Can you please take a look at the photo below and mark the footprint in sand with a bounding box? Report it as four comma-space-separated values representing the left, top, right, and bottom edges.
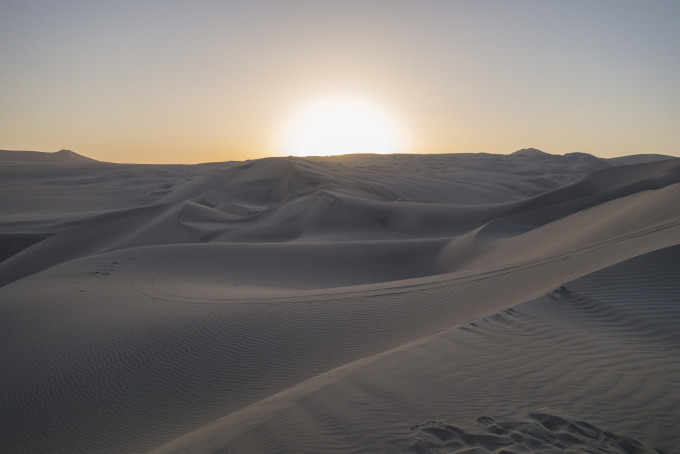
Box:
410, 412, 666, 453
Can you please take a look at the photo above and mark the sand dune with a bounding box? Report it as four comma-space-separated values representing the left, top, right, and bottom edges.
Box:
0, 149, 678, 453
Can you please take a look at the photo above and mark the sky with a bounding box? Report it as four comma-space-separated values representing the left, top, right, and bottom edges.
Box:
1, 0, 679, 163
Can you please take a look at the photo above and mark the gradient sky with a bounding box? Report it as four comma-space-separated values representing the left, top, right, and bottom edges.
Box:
2, 0, 679, 163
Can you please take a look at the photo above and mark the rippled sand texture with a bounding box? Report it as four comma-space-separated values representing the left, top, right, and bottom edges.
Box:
0, 149, 678, 453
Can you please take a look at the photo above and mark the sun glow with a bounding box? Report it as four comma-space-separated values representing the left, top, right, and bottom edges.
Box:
277, 97, 407, 157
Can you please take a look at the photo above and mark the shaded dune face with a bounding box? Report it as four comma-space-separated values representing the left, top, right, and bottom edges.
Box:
0, 151, 679, 453
2, 154, 678, 289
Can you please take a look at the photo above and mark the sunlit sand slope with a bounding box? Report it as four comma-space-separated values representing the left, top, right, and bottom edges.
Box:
163, 245, 678, 453
0, 150, 678, 453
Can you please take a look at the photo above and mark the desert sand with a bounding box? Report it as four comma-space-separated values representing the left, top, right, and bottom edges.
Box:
1, 148, 678, 453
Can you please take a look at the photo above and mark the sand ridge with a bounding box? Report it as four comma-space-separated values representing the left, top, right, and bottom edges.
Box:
0, 150, 678, 453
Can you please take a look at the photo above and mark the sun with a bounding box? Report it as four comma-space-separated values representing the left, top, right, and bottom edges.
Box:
277, 97, 407, 157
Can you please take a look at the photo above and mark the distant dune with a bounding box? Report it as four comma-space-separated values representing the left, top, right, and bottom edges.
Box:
0, 149, 678, 453
0, 148, 100, 163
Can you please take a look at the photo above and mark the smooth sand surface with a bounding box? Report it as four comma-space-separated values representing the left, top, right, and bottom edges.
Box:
0, 149, 678, 453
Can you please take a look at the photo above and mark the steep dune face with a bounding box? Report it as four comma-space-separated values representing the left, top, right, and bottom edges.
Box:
0, 150, 679, 453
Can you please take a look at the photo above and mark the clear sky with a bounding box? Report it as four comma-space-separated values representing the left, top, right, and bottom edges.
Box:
2, 0, 679, 163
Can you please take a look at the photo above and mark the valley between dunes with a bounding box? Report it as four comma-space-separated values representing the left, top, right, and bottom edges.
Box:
1, 149, 679, 453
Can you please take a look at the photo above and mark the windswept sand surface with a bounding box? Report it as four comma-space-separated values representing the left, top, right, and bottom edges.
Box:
1, 149, 679, 453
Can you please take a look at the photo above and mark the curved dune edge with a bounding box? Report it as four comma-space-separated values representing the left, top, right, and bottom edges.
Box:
134, 181, 680, 303
152, 244, 680, 454
133, 219, 680, 304
131, 239, 449, 301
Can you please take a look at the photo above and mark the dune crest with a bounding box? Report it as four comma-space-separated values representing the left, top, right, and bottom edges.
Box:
0, 150, 678, 453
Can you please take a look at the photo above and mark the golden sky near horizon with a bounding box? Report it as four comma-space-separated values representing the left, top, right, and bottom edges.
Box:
1, 1, 679, 163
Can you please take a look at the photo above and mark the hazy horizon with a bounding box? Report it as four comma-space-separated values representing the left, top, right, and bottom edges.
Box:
2, 1, 679, 164
5, 146, 677, 166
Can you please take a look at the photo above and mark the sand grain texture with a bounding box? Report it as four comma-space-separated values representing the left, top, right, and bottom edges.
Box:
0, 150, 678, 453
